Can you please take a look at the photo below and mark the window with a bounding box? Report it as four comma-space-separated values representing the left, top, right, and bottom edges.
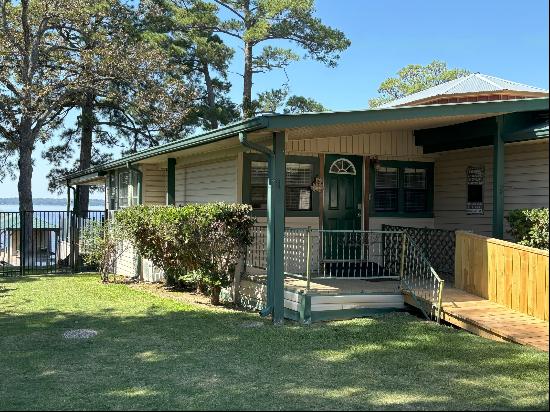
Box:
107, 169, 140, 210
404, 168, 427, 212
372, 161, 433, 216
375, 167, 398, 211
245, 155, 319, 215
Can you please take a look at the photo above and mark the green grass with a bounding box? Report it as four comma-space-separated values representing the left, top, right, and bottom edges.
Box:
0, 274, 548, 411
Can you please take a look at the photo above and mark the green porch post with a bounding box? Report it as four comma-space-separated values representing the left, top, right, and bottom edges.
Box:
492, 116, 504, 239
167, 158, 176, 205
269, 131, 286, 324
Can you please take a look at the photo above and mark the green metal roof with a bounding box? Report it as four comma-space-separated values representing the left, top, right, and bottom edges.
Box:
64, 97, 549, 183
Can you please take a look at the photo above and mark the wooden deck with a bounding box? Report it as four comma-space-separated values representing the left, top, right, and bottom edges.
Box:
405, 287, 549, 352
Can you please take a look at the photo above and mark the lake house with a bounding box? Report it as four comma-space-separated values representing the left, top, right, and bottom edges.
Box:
63, 74, 549, 324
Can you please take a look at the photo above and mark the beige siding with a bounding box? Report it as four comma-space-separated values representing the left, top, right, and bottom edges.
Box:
286, 130, 433, 161
142, 165, 167, 205
174, 156, 237, 205
115, 241, 138, 277
434, 140, 549, 237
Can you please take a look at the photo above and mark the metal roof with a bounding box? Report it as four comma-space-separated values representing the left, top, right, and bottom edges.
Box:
378, 73, 549, 108
63, 97, 550, 183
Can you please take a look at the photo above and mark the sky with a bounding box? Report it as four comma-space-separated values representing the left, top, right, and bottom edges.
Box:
1, 0, 548, 200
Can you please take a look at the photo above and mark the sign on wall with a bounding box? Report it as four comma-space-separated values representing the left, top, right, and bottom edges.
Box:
466, 166, 484, 215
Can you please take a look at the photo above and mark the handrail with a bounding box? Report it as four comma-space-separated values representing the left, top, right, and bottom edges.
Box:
245, 226, 445, 322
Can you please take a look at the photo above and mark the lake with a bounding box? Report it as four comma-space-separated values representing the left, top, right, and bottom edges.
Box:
0, 204, 105, 212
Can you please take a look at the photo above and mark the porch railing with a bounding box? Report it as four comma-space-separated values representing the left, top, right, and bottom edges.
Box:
246, 225, 445, 321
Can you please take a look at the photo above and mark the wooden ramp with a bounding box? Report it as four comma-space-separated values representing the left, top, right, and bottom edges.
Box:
405, 287, 549, 352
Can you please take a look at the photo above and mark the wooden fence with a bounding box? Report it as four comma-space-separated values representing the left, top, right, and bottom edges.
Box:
455, 231, 549, 321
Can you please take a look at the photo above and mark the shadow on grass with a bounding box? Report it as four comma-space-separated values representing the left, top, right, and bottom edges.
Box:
0, 276, 548, 411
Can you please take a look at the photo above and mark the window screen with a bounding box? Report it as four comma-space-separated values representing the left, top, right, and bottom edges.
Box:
375, 167, 398, 212
404, 168, 427, 212
249, 161, 314, 211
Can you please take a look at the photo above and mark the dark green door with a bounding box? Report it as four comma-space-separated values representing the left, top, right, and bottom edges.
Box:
322, 155, 363, 269
323, 154, 363, 231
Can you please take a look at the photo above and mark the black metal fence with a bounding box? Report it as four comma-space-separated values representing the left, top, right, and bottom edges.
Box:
0, 210, 106, 276
382, 224, 456, 280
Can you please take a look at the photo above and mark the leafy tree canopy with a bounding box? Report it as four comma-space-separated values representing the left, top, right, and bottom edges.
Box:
369, 60, 470, 108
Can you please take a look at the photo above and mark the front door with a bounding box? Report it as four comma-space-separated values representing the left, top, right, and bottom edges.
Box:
323, 154, 363, 231
322, 155, 363, 268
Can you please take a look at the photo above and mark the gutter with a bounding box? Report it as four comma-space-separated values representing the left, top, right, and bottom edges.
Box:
62, 117, 269, 182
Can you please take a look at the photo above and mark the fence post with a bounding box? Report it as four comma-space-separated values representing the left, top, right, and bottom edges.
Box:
19, 211, 24, 276
306, 226, 311, 291
399, 233, 407, 279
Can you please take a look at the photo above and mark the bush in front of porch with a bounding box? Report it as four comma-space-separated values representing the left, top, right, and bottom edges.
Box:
115, 203, 256, 304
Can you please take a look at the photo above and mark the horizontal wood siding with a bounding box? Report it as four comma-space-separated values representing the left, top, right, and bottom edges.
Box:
455, 231, 549, 321
174, 157, 237, 205
286, 130, 432, 161
434, 140, 549, 237
142, 165, 167, 205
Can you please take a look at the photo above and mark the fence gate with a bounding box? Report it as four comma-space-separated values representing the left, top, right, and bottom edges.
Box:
0, 210, 105, 276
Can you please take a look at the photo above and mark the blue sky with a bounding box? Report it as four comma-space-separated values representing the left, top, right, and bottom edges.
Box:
1, 0, 548, 200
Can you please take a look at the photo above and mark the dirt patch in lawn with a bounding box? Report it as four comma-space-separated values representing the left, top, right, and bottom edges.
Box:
128, 282, 237, 312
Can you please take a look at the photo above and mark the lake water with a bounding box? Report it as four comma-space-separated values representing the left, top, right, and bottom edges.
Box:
0, 204, 105, 212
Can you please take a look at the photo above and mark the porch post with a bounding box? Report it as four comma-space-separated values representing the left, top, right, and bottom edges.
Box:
269, 131, 286, 324
167, 158, 176, 205
492, 116, 504, 239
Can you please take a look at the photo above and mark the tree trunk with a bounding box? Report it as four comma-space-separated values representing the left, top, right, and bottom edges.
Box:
202, 61, 218, 130
18, 118, 34, 266
77, 93, 94, 216
242, 41, 254, 118
210, 285, 221, 305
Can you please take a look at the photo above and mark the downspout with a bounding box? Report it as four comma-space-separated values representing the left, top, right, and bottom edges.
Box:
126, 162, 143, 280
238, 132, 274, 317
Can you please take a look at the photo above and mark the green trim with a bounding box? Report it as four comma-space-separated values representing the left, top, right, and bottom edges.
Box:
63, 117, 268, 181
369, 160, 434, 218
242, 153, 320, 218
271, 132, 286, 324
167, 158, 176, 205
264, 97, 549, 130
63, 98, 548, 182
299, 294, 312, 324
493, 117, 505, 239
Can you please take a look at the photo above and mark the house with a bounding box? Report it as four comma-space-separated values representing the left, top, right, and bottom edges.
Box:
63, 74, 549, 323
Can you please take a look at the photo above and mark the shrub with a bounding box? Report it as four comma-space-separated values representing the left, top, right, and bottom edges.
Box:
115, 203, 256, 304
80, 219, 124, 282
506, 208, 549, 250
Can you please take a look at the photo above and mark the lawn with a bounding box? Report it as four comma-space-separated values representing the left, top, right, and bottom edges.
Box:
0, 274, 548, 411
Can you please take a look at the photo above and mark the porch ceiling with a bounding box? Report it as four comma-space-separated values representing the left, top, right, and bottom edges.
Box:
284, 113, 496, 140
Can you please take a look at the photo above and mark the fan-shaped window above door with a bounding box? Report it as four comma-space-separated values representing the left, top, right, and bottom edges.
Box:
328, 158, 357, 175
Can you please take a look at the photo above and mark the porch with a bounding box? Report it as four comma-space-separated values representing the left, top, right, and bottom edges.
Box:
240, 226, 445, 323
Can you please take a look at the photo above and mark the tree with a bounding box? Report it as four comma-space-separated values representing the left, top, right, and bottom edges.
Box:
43, 0, 197, 212
369, 60, 470, 108
140, 0, 239, 130
0, 0, 83, 212
255, 87, 326, 114
206, 0, 350, 118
